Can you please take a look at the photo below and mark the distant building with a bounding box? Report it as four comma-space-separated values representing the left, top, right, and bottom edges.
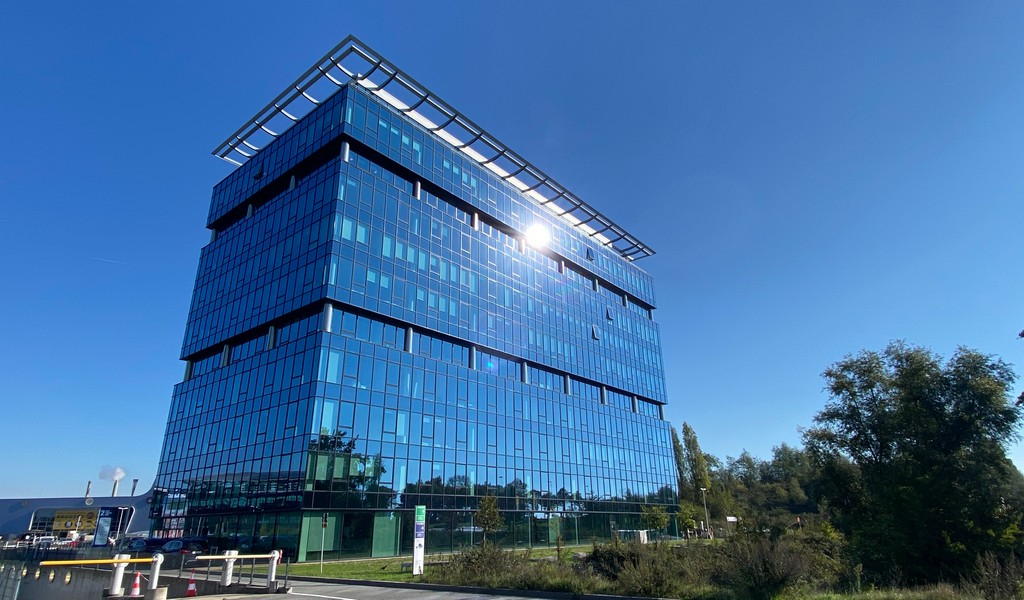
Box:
151, 36, 677, 560
0, 492, 150, 544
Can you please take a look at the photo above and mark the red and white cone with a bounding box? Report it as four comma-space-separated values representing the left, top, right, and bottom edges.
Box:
129, 571, 142, 597
185, 570, 198, 597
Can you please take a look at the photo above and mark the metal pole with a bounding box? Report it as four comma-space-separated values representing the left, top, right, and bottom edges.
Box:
320, 511, 328, 574
267, 550, 280, 590
220, 550, 239, 587
108, 554, 130, 596
149, 553, 164, 590
700, 487, 712, 540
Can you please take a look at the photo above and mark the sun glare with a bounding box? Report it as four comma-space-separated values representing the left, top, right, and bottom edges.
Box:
525, 224, 551, 249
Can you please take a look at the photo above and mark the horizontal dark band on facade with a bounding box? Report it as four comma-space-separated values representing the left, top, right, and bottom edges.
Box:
182, 299, 664, 417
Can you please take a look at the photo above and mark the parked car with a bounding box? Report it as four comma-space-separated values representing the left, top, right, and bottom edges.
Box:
159, 537, 209, 554
120, 537, 167, 554
156, 537, 210, 569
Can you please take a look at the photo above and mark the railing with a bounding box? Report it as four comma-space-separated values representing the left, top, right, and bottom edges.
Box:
191, 550, 281, 590
33, 549, 282, 595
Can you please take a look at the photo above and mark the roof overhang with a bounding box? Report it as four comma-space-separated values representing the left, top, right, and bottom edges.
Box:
212, 35, 654, 260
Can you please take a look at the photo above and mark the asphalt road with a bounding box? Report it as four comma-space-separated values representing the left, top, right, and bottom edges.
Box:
218, 579, 552, 600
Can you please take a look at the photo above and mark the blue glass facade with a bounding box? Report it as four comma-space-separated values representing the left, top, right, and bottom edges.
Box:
153, 71, 677, 560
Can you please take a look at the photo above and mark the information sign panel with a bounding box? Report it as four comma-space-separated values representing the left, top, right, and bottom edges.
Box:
413, 505, 426, 575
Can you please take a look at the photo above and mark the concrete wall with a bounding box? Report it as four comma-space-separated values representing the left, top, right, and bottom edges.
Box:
9, 562, 270, 599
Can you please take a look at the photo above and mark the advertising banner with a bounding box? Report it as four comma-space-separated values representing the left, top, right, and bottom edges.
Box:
52, 510, 98, 532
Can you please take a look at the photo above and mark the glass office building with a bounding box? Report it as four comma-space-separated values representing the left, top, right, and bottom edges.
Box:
151, 37, 677, 560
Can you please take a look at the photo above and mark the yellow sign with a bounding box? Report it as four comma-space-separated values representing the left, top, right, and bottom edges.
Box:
52, 510, 97, 532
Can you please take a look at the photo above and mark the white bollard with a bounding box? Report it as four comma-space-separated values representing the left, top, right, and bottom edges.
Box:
109, 554, 130, 596
149, 553, 164, 590
267, 550, 280, 588
220, 550, 239, 587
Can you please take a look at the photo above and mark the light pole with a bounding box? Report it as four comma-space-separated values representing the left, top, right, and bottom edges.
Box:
700, 487, 712, 540
114, 507, 129, 546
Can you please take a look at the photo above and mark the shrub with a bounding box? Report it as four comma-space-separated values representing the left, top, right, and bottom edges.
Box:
425, 542, 596, 595
616, 556, 679, 598
426, 542, 526, 587
966, 552, 1024, 600
585, 539, 641, 581
718, 535, 811, 600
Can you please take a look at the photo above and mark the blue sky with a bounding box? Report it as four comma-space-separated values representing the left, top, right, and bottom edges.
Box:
1, 1, 1023, 498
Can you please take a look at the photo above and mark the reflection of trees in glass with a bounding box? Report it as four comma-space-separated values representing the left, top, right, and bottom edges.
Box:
310, 429, 357, 453
394, 473, 676, 526
305, 428, 396, 509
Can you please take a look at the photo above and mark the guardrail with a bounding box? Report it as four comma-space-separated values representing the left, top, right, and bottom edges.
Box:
38, 549, 281, 595
191, 550, 281, 590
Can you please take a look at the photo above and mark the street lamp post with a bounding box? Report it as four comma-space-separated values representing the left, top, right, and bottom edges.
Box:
114, 507, 129, 546
700, 487, 713, 540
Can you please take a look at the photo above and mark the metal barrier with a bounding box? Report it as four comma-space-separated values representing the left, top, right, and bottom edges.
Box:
39, 549, 280, 594
192, 550, 280, 590
40, 553, 164, 596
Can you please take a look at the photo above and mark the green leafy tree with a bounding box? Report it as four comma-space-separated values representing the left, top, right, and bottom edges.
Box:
682, 422, 712, 505
640, 505, 670, 534
476, 495, 504, 543
670, 426, 692, 501
804, 342, 1024, 582
677, 501, 701, 536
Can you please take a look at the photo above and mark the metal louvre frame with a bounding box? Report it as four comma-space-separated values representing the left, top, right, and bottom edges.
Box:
212, 35, 654, 260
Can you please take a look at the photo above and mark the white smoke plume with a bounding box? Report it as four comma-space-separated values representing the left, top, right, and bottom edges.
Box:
99, 466, 126, 481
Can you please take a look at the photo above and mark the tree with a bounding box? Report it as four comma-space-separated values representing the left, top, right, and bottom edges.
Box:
682, 422, 712, 505
670, 426, 692, 501
804, 342, 1024, 583
677, 501, 701, 537
476, 495, 504, 543
640, 504, 669, 534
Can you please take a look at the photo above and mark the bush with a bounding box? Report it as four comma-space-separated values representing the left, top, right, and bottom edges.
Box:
718, 535, 812, 600
426, 542, 525, 587
966, 552, 1024, 600
616, 557, 679, 598
585, 538, 725, 597
425, 542, 595, 595
585, 539, 642, 581
430, 533, 850, 599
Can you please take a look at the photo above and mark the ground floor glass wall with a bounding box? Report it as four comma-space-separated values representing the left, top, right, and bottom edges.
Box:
293, 508, 681, 562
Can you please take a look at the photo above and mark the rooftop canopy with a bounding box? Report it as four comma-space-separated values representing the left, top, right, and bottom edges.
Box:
213, 35, 654, 260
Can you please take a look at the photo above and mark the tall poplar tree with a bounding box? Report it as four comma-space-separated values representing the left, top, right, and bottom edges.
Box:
670, 426, 691, 500
682, 422, 712, 505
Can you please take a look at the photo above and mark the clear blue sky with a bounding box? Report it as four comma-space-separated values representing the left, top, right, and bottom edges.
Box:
2, 1, 1023, 498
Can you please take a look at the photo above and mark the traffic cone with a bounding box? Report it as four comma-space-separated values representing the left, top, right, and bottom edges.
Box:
129, 571, 142, 597
185, 570, 198, 597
